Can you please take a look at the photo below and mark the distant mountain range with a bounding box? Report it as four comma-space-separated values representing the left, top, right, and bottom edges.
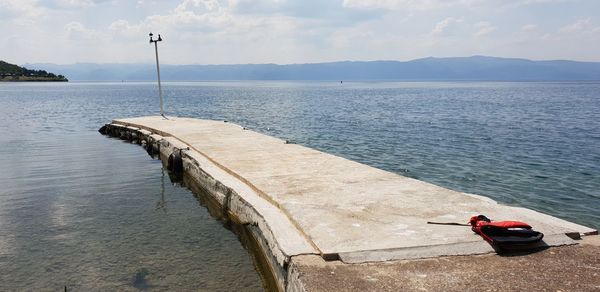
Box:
25, 56, 600, 81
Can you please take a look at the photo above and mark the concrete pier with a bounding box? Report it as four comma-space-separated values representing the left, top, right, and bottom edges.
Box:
101, 116, 598, 291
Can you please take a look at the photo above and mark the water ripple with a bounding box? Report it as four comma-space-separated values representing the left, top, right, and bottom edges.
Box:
0, 81, 599, 289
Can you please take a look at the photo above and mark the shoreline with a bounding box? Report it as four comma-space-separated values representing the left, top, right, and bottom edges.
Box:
0, 78, 68, 82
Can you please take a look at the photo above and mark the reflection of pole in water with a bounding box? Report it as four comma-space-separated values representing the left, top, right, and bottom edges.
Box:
156, 167, 167, 212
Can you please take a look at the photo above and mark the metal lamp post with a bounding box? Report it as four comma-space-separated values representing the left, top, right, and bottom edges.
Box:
149, 32, 166, 118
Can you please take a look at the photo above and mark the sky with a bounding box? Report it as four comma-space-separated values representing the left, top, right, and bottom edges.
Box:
1, 0, 599, 65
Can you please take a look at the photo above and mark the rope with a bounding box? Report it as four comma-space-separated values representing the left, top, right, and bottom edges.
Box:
426, 221, 470, 226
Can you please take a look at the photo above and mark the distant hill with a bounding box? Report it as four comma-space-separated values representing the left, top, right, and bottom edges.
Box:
26, 56, 600, 81
0, 60, 68, 82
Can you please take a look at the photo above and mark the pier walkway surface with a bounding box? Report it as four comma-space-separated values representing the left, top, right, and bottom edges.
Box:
108, 116, 598, 291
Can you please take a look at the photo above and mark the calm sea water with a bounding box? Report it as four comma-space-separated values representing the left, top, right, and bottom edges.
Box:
1, 81, 599, 290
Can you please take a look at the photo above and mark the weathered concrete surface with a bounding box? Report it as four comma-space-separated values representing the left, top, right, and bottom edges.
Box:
104, 116, 600, 291
290, 236, 600, 291
112, 116, 595, 264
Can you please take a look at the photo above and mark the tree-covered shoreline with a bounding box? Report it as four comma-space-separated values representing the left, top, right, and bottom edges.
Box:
1, 60, 68, 82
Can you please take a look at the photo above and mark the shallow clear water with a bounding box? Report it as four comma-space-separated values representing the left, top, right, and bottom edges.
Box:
1, 81, 599, 290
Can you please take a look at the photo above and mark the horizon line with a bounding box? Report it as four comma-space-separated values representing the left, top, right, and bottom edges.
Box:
19, 55, 600, 67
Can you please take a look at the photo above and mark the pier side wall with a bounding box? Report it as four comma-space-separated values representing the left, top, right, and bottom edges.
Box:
101, 123, 312, 292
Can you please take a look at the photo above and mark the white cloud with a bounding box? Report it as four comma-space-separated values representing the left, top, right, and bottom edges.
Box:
1, 0, 600, 64
431, 17, 463, 35
65, 21, 108, 42
141, 0, 235, 31
343, 0, 472, 10
114, 0, 300, 37
474, 21, 496, 37
513, 0, 562, 4
521, 24, 537, 32
109, 19, 143, 37
558, 18, 592, 34
536, 18, 600, 42
227, 0, 287, 9
0, 0, 45, 23
65, 21, 91, 37
342, 0, 564, 10
175, 0, 222, 13
55, 0, 96, 8
100, 0, 304, 63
